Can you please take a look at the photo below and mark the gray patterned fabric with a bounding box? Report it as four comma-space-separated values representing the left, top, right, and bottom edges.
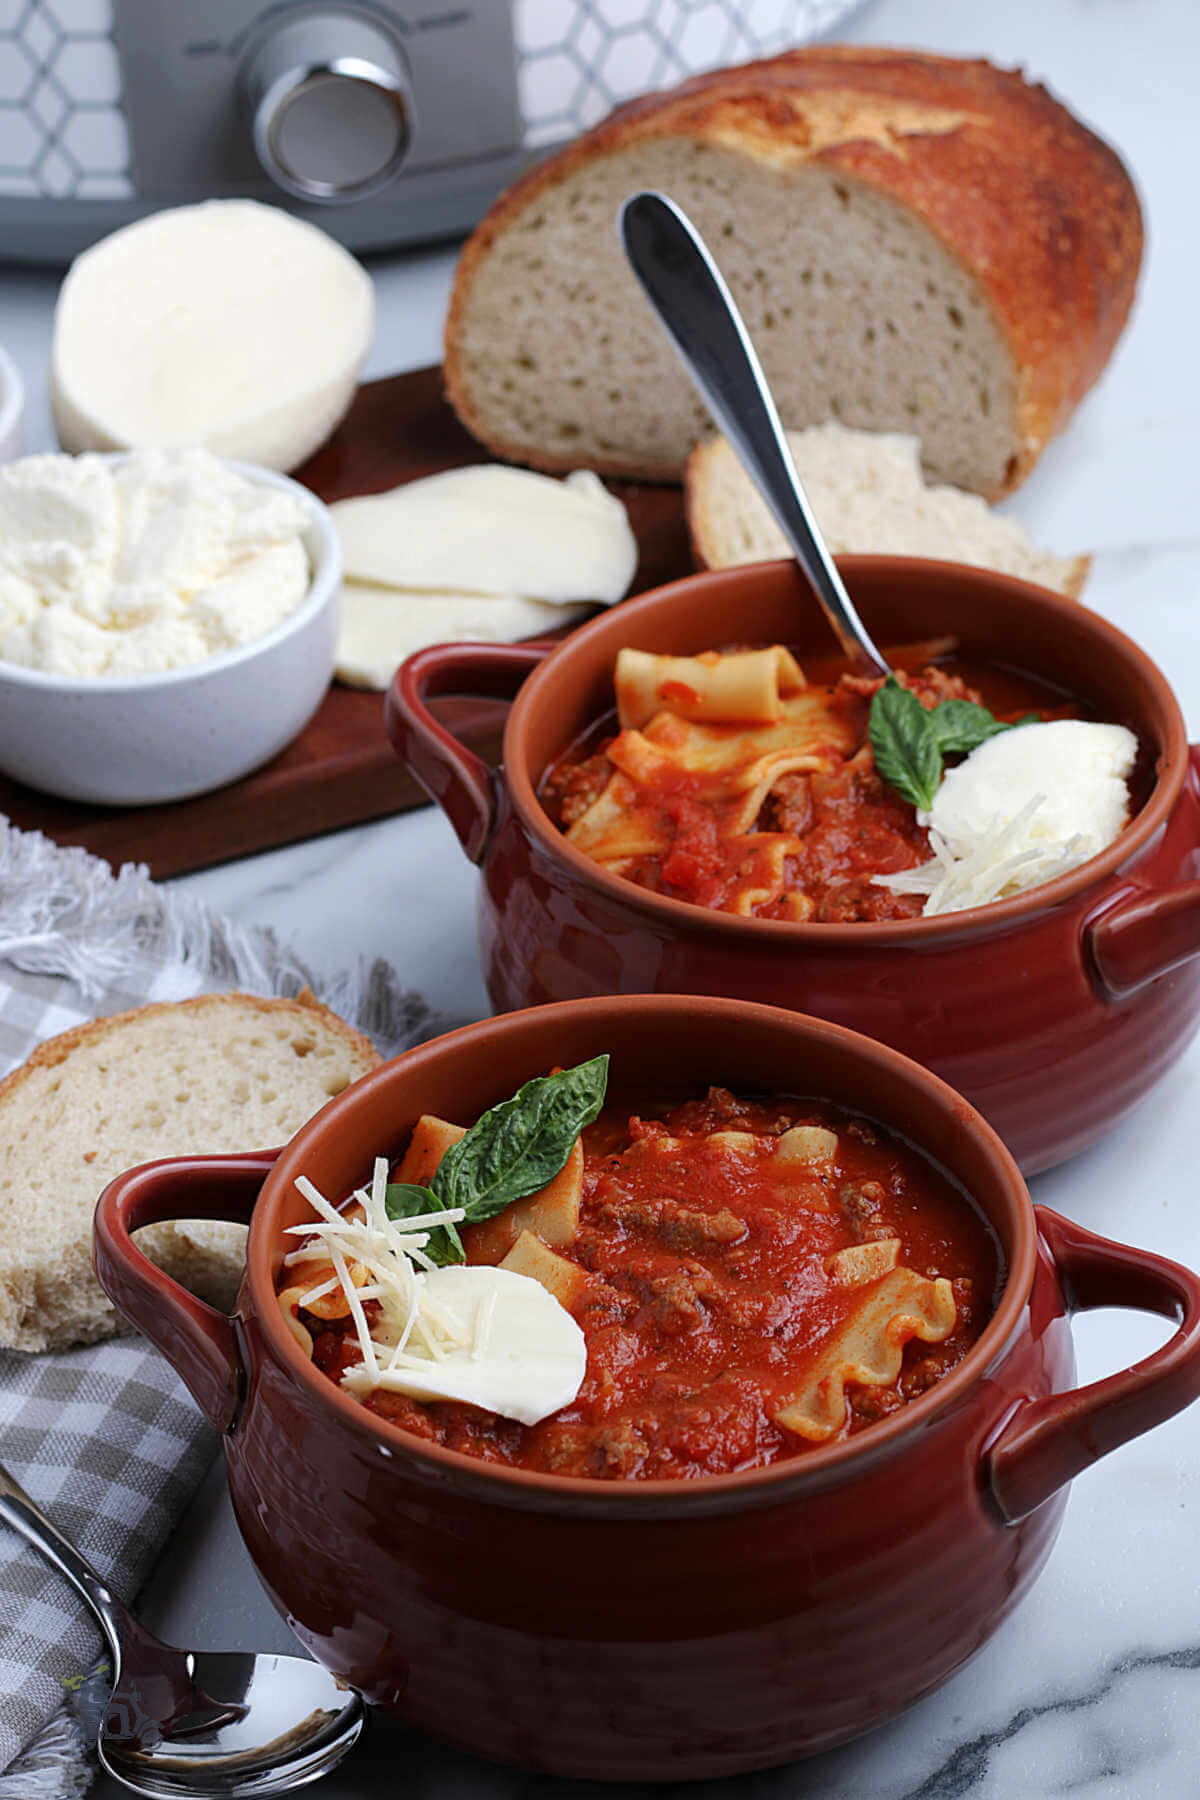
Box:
0, 959, 225, 1797
0, 1339, 216, 1780
0, 824, 434, 1793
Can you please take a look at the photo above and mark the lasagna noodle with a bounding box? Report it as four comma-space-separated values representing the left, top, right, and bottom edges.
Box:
466, 1139, 585, 1263
724, 834, 803, 916
499, 1230, 587, 1307
567, 680, 854, 871
776, 1266, 956, 1441
395, 1113, 587, 1266
615, 645, 807, 730
825, 1238, 901, 1286
774, 1125, 840, 1166
561, 768, 673, 873
395, 1115, 467, 1186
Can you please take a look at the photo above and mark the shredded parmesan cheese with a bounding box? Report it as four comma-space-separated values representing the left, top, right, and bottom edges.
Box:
876, 796, 1091, 915
287, 1171, 469, 1380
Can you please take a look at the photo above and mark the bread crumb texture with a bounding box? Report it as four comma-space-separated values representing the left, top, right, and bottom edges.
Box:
0, 993, 379, 1352
445, 48, 1142, 498
687, 422, 1089, 596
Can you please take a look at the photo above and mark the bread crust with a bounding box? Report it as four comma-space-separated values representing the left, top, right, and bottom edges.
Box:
445, 47, 1143, 495
683, 437, 737, 570
0, 989, 378, 1096
0, 992, 380, 1351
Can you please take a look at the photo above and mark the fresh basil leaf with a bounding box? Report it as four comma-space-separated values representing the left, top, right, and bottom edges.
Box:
384, 1182, 464, 1265
868, 677, 943, 811
431, 1055, 609, 1227
869, 679, 1036, 809
927, 700, 1015, 757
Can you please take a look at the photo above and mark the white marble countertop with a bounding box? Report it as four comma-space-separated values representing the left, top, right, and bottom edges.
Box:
6, 0, 1200, 1794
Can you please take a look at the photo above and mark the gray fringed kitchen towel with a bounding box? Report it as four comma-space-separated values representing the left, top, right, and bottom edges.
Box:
0, 820, 437, 1796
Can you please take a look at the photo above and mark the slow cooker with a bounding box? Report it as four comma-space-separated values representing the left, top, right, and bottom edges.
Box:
0, 0, 863, 262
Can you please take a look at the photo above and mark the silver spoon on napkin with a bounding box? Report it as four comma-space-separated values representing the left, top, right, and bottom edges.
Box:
0, 1459, 364, 1797
619, 188, 892, 678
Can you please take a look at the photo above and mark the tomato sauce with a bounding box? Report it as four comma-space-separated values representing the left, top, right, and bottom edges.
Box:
542, 651, 1084, 923
304, 1090, 1001, 1481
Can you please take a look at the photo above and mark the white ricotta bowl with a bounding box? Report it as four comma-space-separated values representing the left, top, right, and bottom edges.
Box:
0, 458, 340, 806
0, 344, 24, 463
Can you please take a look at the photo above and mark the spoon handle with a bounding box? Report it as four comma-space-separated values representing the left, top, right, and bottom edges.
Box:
0, 1460, 129, 1666
619, 189, 891, 678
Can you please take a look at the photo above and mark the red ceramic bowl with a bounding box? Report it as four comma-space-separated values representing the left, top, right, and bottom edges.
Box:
387, 557, 1200, 1174
94, 996, 1200, 1782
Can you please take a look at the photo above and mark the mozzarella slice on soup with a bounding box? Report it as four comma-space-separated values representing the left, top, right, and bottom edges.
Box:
340, 1265, 586, 1426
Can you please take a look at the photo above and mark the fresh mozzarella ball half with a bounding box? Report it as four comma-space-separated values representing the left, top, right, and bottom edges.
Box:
52, 200, 374, 473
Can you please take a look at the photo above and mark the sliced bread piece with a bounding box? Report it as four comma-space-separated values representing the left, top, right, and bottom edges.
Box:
686, 423, 1089, 596
0, 990, 380, 1353
445, 47, 1142, 498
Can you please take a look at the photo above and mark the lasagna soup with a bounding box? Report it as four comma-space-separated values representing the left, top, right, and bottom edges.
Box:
541, 643, 1132, 922
280, 1083, 1000, 1481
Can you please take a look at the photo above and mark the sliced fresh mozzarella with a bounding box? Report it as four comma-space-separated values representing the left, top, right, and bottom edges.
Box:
335, 582, 586, 690
329, 466, 636, 604
341, 1264, 587, 1426
51, 200, 373, 473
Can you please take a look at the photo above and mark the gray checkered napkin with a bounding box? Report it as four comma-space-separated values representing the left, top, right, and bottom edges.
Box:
0, 952, 226, 1791
0, 823, 435, 1792
0, 1339, 217, 1780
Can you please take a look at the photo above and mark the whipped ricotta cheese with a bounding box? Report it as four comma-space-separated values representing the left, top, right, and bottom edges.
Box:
877, 719, 1138, 915
927, 719, 1136, 857
0, 449, 312, 678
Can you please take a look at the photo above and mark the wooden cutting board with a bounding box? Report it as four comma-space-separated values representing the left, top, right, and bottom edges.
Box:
0, 366, 692, 879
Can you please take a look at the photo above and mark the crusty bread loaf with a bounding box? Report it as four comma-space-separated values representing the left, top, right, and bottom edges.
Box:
445, 47, 1142, 498
0, 991, 380, 1353
687, 422, 1090, 596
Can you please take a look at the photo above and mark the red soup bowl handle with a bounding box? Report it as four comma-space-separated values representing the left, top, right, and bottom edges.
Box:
986, 1206, 1200, 1523
93, 1151, 278, 1433
1088, 743, 1200, 997
386, 640, 553, 863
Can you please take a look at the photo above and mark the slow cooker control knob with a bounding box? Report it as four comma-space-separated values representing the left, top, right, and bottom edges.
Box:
241, 11, 411, 204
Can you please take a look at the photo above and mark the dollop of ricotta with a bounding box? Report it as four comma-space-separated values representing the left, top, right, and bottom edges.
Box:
0, 449, 311, 678
929, 719, 1136, 851
878, 719, 1138, 915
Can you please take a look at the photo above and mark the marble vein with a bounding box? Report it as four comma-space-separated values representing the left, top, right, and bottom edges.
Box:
24, 1, 1200, 1794
898, 1640, 1200, 1800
